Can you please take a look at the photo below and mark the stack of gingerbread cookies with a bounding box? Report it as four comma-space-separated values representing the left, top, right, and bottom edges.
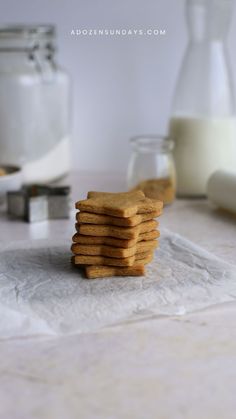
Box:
71, 191, 163, 279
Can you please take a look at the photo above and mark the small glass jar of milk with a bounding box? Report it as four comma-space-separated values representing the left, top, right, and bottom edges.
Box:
127, 136, 176, 205
169, 0, 236, 197
0, 25, 70, 183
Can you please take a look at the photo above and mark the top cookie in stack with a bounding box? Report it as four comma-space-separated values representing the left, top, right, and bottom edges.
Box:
71, 191, 163, 279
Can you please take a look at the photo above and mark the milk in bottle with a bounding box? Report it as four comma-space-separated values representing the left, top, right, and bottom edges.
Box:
169, 0, 236, 196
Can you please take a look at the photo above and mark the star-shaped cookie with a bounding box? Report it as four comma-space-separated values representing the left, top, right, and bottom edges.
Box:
76, 190, 163, 218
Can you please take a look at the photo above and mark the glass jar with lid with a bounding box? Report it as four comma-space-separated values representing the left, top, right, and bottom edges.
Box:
127, 136, 176, 205
0, 25, 71, 183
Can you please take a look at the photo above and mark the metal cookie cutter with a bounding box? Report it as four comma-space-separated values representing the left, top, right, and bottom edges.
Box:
7, 184, 71, 222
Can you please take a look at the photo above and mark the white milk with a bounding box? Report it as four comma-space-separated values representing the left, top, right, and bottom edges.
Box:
169, 117, 236, 196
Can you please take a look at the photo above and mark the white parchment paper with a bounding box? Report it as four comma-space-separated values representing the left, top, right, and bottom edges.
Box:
0, 229, 236, 338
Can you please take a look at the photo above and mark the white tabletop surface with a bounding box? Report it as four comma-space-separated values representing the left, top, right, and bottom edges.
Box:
0, 171, 236, 419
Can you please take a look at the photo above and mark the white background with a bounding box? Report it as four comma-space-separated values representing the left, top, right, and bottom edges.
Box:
1, 0, 236, 173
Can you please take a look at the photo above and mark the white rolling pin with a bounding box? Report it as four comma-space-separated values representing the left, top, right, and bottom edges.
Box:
207, 170, 236, 214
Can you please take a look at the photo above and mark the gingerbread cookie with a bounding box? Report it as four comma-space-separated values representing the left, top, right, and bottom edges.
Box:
76, 219, 158, 240
72, 250, 154, 267
76, 190, 163, 218
72, 229, 160, 248
76, 209, 161, 227
71, 239, 158, 258
85, 264, 145, 279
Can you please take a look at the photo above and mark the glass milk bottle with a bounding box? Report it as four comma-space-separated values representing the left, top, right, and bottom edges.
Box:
169, 0, 236, 197
0, 25, 70, 183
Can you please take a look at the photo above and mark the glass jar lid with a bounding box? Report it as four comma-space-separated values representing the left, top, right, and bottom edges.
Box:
130, 135, 174, 153
0, 25, 55, 38
0, 24, 55, 51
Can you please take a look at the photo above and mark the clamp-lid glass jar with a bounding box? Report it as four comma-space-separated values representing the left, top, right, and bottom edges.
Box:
0, 25, 70, 183
127, 136, 176, 205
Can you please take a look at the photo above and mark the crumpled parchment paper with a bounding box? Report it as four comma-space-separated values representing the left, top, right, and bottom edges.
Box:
0, 229, 235, 338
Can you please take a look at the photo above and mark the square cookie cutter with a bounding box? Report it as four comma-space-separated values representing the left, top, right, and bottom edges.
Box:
7, 184, 71, 222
